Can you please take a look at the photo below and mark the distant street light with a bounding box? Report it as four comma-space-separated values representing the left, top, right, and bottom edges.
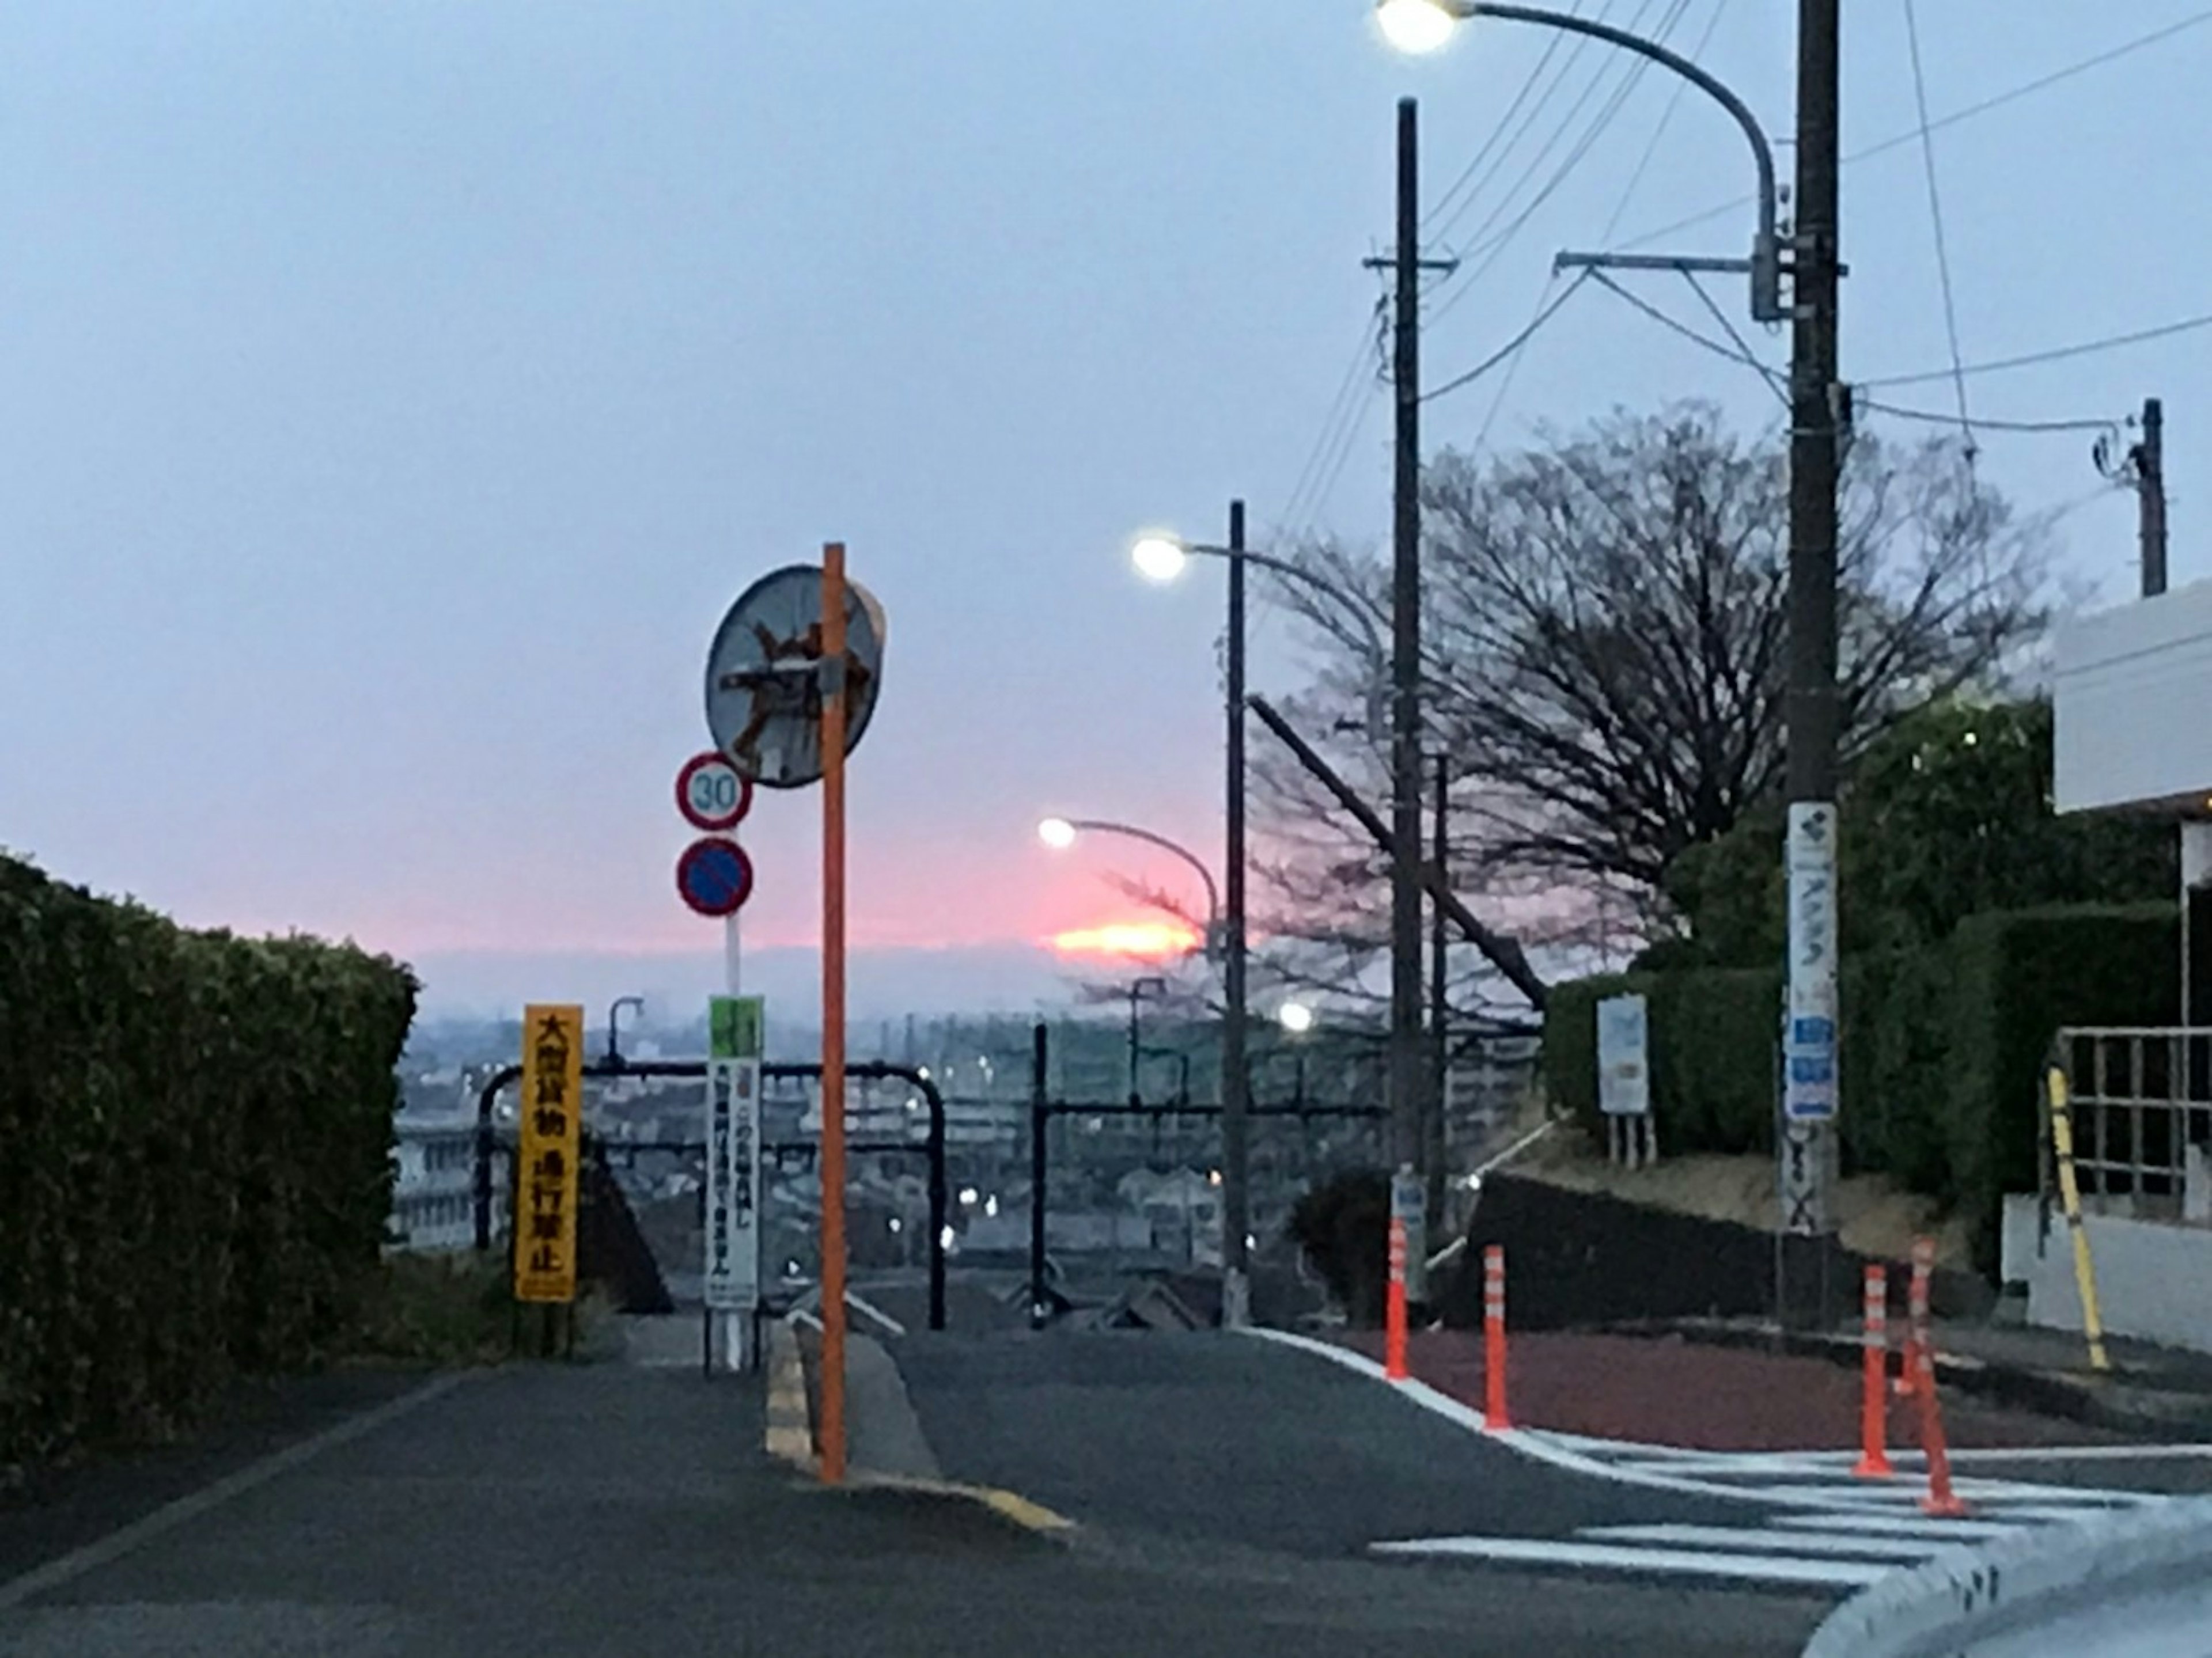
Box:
1278, 1001, 1317, 1035
1035, 815, 1222, 949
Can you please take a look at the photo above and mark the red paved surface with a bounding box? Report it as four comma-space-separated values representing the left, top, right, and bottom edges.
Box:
1336, 1329, 2125, 1452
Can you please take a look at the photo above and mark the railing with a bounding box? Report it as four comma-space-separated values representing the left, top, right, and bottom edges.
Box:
2051, 1028, 2212, 1217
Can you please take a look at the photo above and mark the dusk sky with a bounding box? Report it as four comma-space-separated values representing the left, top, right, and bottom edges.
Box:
6, 2, 2210, 1022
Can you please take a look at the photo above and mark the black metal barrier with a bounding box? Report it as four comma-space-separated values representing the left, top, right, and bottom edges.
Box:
474, 1057, 949, 1330
1023, 1021, 1385, 1327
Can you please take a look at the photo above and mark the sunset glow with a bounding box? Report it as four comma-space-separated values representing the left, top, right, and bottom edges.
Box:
1049, 920, 1201, 961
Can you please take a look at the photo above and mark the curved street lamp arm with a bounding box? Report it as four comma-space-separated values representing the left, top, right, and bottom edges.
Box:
1448, 2, 1781, 314
1183, 542, 1387, 670
1060, 818, 1223, 932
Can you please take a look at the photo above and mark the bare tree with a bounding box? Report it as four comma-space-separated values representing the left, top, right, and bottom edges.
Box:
1249, 402, 2050, 987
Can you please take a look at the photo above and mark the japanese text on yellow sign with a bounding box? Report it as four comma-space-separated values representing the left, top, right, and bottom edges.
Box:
514, 1003, 584, 1304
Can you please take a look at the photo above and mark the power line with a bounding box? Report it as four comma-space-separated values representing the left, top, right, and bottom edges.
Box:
1861, 310, 2212, 389
1278, 303, 1385, 533
1422, 5, 1586, 235
1589, 272, 2127, 438
1471, 273, 1565, 457
1430, 0, 1693, 328
1616, 7, 2212, 252
1901, 0, 1975, 456
1423, 271, 1593, 403
1680, 268, 1784, 404
1597, 0, 1732, 246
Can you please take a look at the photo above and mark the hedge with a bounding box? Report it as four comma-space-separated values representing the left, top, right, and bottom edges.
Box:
0, 852, 417, 1471
1543, 904, 2178, 1272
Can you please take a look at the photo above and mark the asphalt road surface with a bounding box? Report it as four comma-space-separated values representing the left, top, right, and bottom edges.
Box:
0, 1337, 1829, 1658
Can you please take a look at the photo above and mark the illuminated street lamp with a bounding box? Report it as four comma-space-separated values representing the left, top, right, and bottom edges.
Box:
1278, 1001, 1317, 1035
1375, 0, 1457, 53
1036, 815, 1222, 952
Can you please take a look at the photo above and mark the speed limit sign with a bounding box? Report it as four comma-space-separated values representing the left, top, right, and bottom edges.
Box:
676, 751, 753, 833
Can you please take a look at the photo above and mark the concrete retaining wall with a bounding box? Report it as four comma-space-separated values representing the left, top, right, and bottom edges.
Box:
2001, 1193, 2212, 1354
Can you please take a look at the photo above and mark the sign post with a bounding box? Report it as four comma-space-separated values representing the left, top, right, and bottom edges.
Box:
1781, 801, 1839, 1328
703, 548, 887, 1490
706, 995, 765, 1371
1596, 992, 1653, 1168
514, 1005, 585, 1355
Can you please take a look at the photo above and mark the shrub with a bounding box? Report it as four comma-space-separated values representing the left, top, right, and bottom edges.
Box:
0, 852, 416, 1471
1287, 1168, 1390, 1326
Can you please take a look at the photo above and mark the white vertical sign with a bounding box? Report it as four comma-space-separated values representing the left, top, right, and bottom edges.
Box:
1596, 994, 1650, 1117
705, 995, 764, 1313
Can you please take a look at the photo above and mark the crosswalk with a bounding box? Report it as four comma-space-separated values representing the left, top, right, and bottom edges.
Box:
1372, 1431, 2188, 1590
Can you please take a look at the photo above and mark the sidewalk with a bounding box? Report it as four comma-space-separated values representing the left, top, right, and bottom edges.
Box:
1344, 1327, 2144, 1452
1607, 1315, 2212, 1441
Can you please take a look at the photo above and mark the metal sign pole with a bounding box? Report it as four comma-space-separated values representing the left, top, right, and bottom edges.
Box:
817, 544, 851, 1487
722, 910, 744, 1373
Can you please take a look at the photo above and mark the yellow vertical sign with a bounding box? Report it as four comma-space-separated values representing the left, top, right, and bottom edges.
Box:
514, 1004, 584, 1304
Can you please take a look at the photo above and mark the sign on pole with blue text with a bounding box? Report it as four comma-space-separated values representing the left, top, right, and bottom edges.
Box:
1596, 993, 1650, 1117
1783, 802, 1839, 1122
704, 995, 764, 1311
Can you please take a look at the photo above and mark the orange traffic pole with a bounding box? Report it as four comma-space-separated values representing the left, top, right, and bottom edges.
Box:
1914, 1335, 1969, 1516
1384, 1217, 1409, 1380
1853, 1264, 1893, 1478
1896, 1238, 1933, 1398
818, 543, 850, 1486
1483, 1244, 1512, 1431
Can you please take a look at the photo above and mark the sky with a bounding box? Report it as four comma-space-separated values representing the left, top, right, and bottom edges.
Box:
5, 1, 2211, 1022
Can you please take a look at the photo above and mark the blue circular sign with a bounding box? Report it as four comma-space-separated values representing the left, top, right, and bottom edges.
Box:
676, 837, 755, 918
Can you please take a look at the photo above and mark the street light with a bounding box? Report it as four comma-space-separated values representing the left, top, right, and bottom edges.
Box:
1278, 1001, 1316, 1035
1376, 0, 1457, 53
1376, 0, 1846, 1311
1373, 1, 1783, 324
1036, 815, 1223, 949
1132, 513, 1388, 1331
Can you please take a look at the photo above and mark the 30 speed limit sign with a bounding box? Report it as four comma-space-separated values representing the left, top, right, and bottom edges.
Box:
676, 752, 753, 833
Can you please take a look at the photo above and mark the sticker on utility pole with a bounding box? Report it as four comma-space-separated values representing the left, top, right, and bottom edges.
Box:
1780, 1120, 1826, 1237
1783, 802, 1839, 1122
1596, 993, 1650, 1117
1391, 1167, 1429, 1305
704, 996, 764, 1311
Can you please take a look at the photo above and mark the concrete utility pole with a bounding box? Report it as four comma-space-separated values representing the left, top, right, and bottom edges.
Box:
1222, 499, 1252, 1327
1427, 749, 1451, 1231
1779, 0, 1844, 1319
2137, 397, 2168, 599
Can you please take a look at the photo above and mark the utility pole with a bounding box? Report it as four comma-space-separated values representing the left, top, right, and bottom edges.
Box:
1369, 96, 1431, 1186
1779, 0, 1844, 1325
1427, 749, 1451, 1234
2136, 397, 2168, 598
1222, 498, 1251, 1327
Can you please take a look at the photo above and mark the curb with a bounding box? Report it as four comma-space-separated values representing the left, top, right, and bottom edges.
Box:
762, 1316, 1075, 1541
1802, 1495, 2212, 1658
1601, 1317, 2212, 1441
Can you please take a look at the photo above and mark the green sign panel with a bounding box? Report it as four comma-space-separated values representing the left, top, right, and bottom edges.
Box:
709, 995, 764, 1061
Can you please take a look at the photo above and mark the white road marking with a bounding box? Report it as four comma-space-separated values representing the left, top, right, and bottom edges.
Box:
1581, 1523, 1969, 1561
844, 1292, 908, 1338
0, 1372, 474, 1614
1370, 1534, 1893, 1588
1772, 1511, 2029, 1541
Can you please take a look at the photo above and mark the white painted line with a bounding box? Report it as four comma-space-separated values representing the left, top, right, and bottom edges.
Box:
0, 1371, 474, 1614
1582, 1523, 1965, 1562
1944, 1443, 2212, 1464
843, 1292, 908, 1338
1369, 1534, 1892, 1588
1758, 1481, 2154, 1510
1773, 1511, 2027, 1541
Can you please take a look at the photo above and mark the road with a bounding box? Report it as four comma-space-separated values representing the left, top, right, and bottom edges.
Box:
892, 1326, 2199, 1607
0, 1329, 1816, 1658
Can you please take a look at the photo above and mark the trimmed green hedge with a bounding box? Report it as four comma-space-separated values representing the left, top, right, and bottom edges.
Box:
0, 853, 417, 1471
1544, 904, 2178, 1270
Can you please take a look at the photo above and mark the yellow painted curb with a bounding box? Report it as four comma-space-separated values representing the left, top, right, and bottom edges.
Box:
764, 1318, 816, 1471
847, 1470, 1077, 1538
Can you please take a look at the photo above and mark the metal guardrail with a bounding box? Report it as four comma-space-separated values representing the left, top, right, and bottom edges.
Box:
2051, 1027, 2212, 1214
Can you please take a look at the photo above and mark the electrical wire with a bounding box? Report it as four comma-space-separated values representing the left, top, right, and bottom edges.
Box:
1589, 271, 2137, 441
1429, 0, 1694, 329
1470, 272, 1565, 457
1597, 0, 1732, 246
1616, 6, 2212, 252
1277, 301, 1387, 533
1901, 0, 1975, 457
1861, 311, 2212, 390
1423, 270, 1594, 403
1422, 6, 1586, 236
1679, 268, 1785, 404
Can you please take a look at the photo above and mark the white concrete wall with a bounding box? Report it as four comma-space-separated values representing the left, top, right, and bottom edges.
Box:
2002, 1193, 2212, 1353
